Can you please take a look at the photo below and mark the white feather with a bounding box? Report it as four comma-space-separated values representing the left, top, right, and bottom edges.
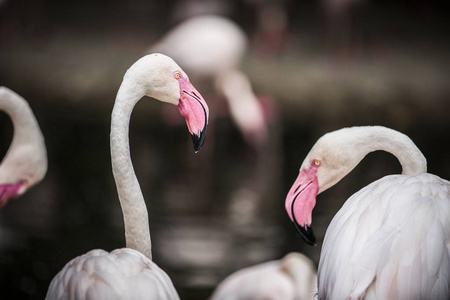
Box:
210, 252, 317, 300
319, 174, 450, 299
47, 249, 177, 300
290, 127, 450, 300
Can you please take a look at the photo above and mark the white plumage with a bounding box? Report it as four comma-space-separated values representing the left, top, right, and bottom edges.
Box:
47, 249, 178, 300
46, 53, 209, 300
320, 174, 450, 300
151, 15, 246, 79
0, 86, 47, 207
210, 252, 317, 300
285, 126, 450, 300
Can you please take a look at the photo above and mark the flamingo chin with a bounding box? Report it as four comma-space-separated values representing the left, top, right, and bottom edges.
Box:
176, 74, 209, 152
285, 164, 319, 245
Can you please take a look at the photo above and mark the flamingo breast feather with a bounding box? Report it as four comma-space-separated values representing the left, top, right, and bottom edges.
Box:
318, 173, 450, 300
46, 248, 179, 300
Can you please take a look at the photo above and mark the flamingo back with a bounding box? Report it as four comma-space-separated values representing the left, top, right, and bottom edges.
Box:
318, 173, 450, 300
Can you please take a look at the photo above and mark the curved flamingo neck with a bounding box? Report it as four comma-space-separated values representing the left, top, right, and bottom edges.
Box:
0, 87, 47, 185
352, 126, 427, 176
0, 89, 43, 157
110, 82, 152, 259
307, 126, 427, 195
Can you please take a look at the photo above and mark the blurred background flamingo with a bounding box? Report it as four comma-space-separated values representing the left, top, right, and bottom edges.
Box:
210, 252, 317, 300
323, 0, 369, 62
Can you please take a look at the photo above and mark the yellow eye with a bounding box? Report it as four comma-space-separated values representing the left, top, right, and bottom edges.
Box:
313, 160, 321, 166
174, 72, 181, 79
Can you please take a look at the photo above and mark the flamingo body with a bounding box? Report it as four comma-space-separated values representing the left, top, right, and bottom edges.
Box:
210, 252, 317, 300
46, 248, 179, 300
319, 173, 450, 300
285, 126, 450, 299
151, 15, 246, 78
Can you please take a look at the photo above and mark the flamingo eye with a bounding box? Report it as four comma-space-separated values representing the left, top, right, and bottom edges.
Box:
174, 72, 181, 79
313, 160, 321, 166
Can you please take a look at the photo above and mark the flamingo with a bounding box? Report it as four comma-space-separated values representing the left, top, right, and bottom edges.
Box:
323, 0, 369, 62
285, 125, 450, 299
0, 86, 47, 208
150, 15, 268, 148
45, 53, 209, 300
210, 252, 317, 300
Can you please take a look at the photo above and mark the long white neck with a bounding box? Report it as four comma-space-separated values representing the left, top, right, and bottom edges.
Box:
110, 82, 152, 259
351, 126, 427, 176
0, 87, 47, 186
311, 126, 427, 194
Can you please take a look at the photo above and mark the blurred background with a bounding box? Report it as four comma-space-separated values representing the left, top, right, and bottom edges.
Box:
0, 0, 449, 299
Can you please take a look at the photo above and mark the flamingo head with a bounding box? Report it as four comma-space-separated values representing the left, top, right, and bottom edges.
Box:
0, 156, 47, 208
285, 138, 351, 246
126, 53, 209, 152
285, 161, 321, 245
174, 71, 209, 152
285, 127, 369, 245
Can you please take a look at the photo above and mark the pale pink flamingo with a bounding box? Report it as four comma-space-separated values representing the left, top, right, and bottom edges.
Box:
210, 252, 317, 300
249, 0, 291, 57
45, 54, 209, 300
285, 126, 450, 299
0, 86, 47, 208
150, 15, 268, 149
323, 0, 368, 61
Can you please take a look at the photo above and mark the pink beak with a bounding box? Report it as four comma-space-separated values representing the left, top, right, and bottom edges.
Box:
176, 74, 209, 152
0, 182, 22, 208
285, 165, 319, 245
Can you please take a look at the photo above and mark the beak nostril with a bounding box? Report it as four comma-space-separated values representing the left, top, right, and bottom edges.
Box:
294, 185, 301, 194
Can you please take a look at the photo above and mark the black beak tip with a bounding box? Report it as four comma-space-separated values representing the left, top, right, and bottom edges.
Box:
191, 129, 207, 153
293, 222, 316, 246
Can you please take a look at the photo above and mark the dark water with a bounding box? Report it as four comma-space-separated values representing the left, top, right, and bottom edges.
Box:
1, 1, 450, 299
